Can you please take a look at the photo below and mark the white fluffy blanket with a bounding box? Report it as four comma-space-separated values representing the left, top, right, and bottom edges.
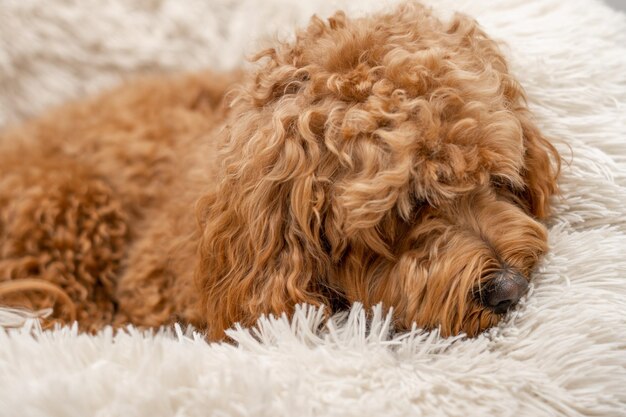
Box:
0, 1, 625, 416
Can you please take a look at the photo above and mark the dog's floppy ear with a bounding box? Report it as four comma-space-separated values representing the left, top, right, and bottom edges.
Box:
517, 114, 560, 219
194, 63, 331, 340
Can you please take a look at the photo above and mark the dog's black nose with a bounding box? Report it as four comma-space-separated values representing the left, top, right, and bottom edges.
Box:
480, 272, 529, 314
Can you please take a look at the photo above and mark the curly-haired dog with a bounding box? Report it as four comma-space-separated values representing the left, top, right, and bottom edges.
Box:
0, 2, 559, 339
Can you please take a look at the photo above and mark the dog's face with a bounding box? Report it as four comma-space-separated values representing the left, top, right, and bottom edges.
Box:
335, 187, 549, 336
197, 3, 559, 339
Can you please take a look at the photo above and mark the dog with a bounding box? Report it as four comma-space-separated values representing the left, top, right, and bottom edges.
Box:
0, 2, 559, 339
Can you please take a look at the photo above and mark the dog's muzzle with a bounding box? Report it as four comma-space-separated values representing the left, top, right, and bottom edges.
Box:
479, 272, 529, 314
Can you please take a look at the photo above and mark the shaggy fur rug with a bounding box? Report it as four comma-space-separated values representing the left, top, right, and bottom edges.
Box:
0, 0, 625, 416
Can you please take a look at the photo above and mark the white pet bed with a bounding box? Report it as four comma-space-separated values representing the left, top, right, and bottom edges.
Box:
0, 1, 625, 416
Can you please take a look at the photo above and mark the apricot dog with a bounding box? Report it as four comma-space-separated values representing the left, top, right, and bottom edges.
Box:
0, 3, 558, 339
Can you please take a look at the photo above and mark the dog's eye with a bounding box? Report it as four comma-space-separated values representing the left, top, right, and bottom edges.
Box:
490, 176, 522, 194
490, 176, 508, 188
408, 190, 425, 207
404, 194, 427, 222
407, 193, 424, 213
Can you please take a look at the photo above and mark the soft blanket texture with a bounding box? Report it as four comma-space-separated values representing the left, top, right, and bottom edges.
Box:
0, 0, 625, 416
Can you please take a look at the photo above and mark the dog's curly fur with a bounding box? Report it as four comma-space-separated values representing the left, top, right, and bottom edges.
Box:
0, 3, 559, 339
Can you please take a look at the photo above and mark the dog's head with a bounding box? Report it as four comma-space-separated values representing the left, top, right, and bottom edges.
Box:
197, 2, 559, 338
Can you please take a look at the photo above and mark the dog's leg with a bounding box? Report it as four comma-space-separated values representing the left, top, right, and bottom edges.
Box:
113, 197, 204, 330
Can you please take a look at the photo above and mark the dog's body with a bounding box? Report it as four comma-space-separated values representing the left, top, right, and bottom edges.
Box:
0, 3, 558, 339
0, 72, 236, 331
